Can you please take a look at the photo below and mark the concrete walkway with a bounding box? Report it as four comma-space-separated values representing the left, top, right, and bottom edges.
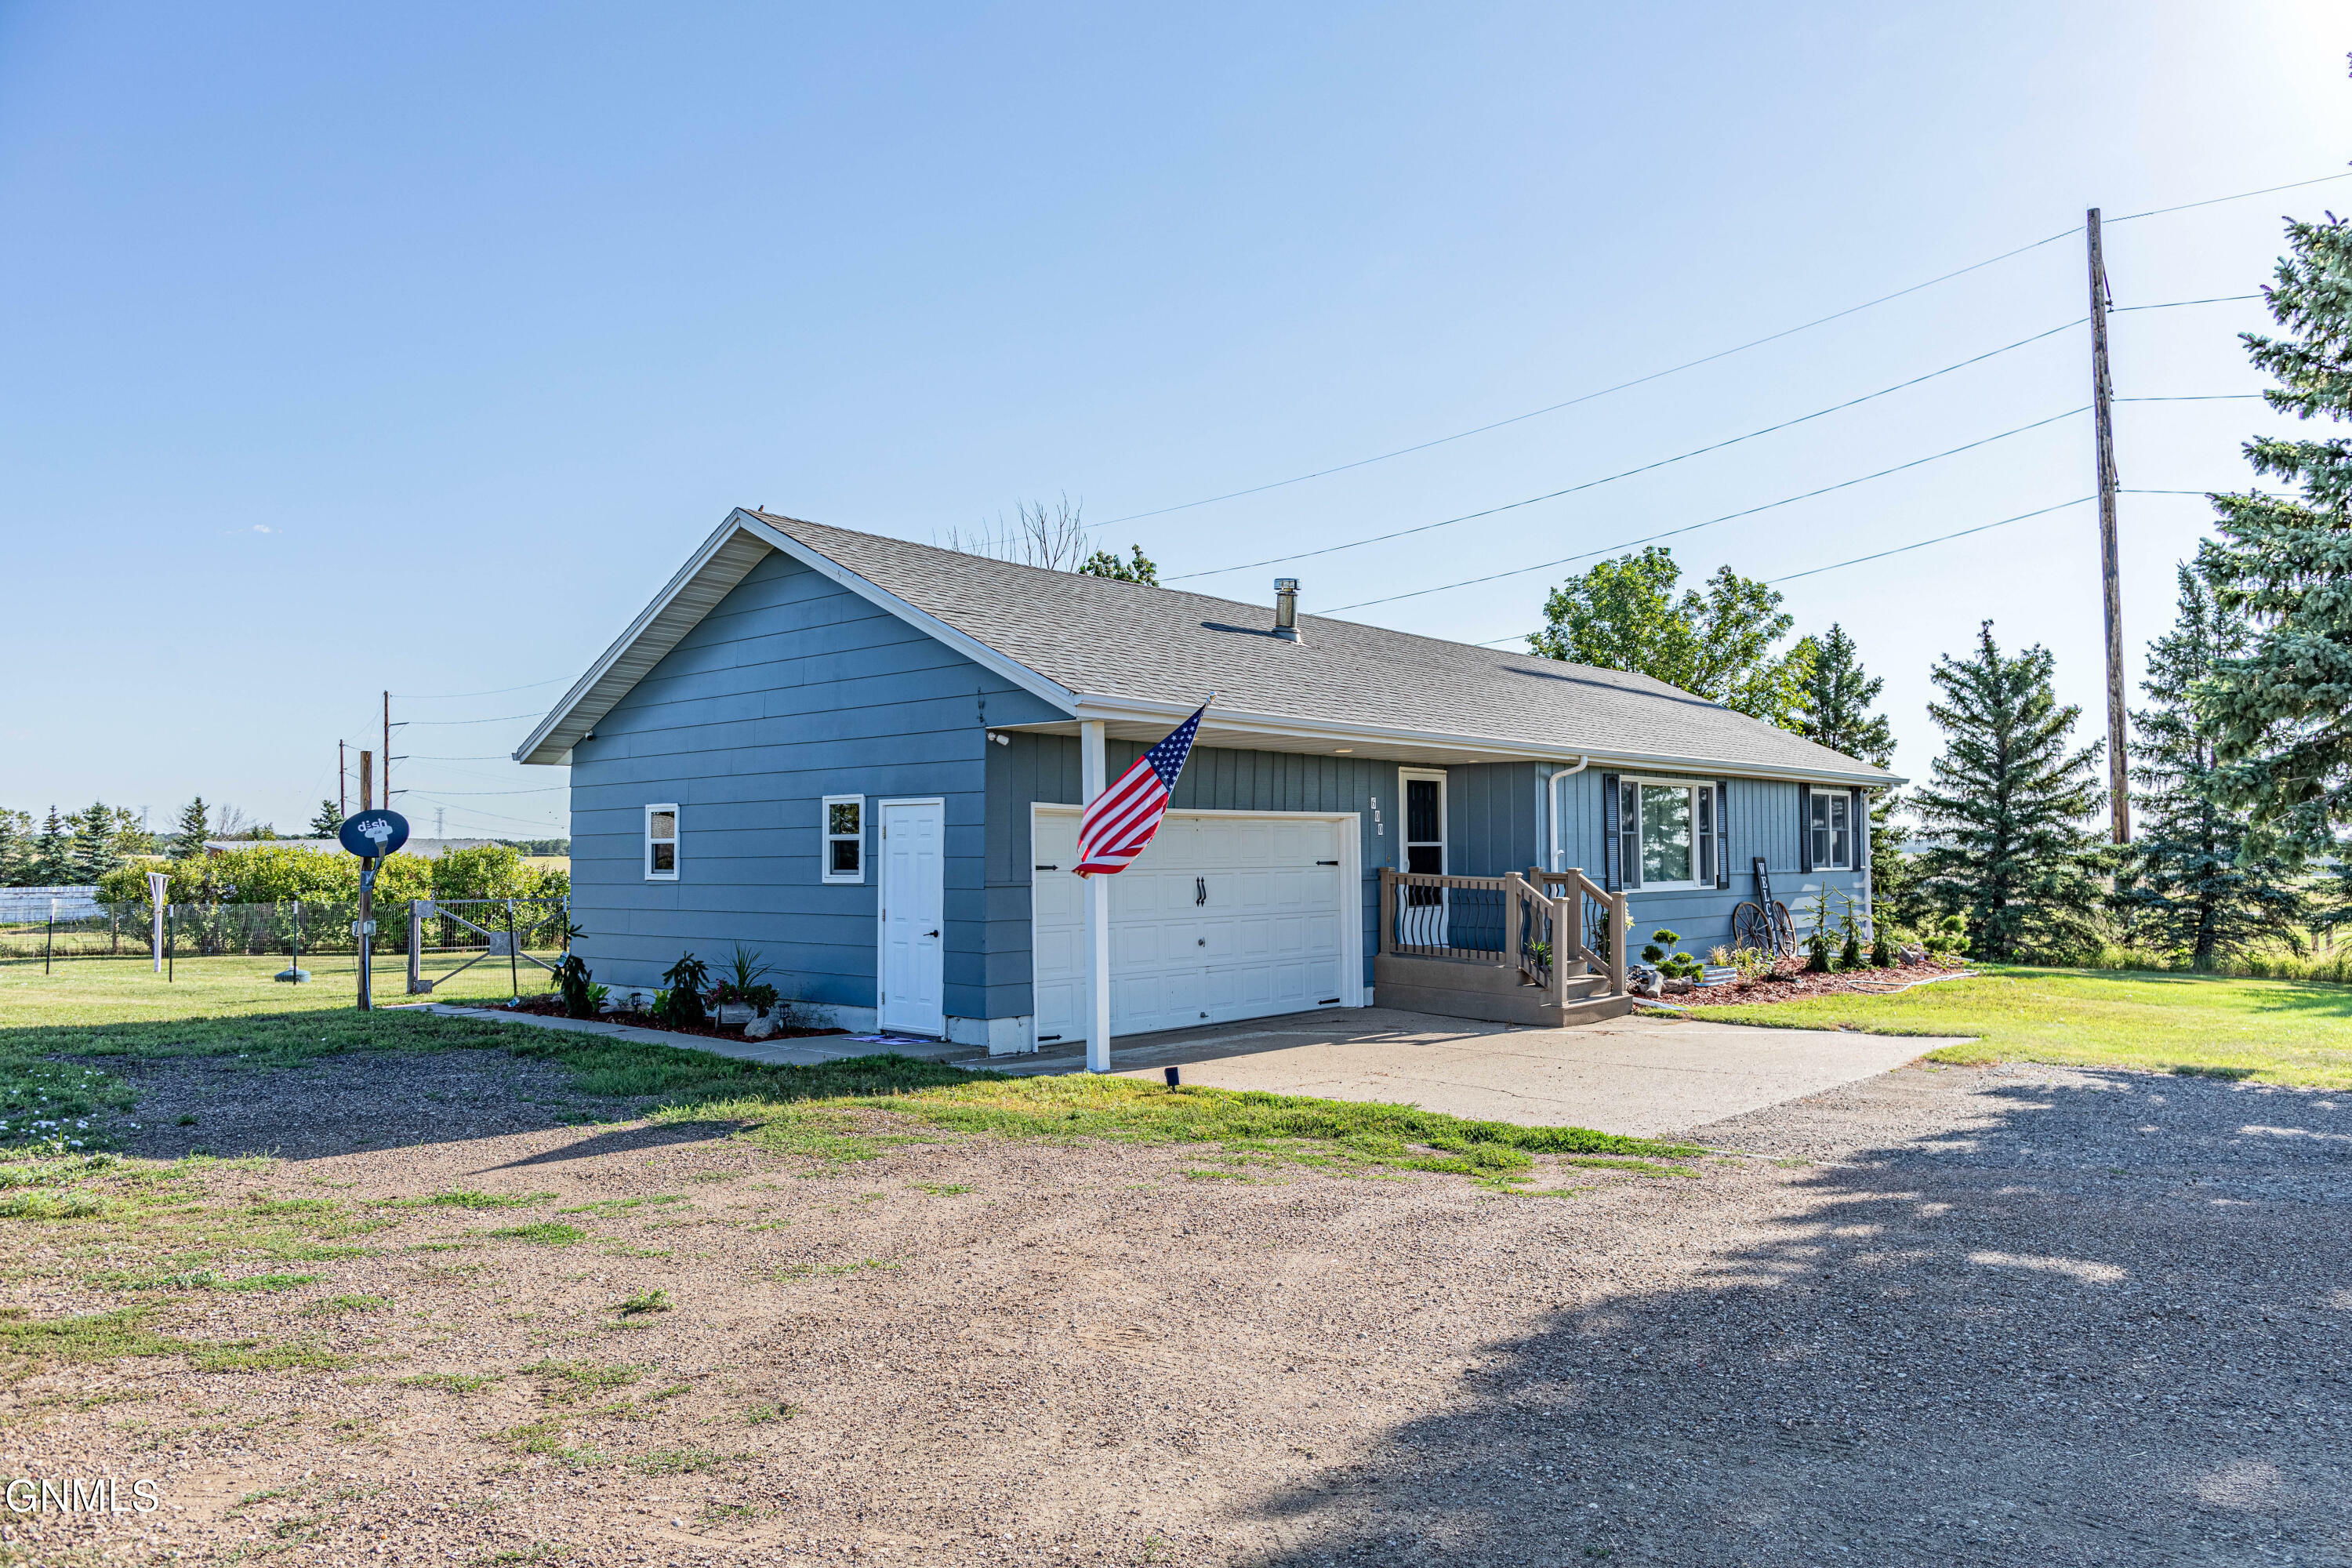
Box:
999, 1006, 1967, 1138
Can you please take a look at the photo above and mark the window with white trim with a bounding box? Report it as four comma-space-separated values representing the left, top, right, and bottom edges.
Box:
644, 805, 678, 880
1808, 790, 1853, 870
1620, 779, 1708, 891
822, 795, 865, 884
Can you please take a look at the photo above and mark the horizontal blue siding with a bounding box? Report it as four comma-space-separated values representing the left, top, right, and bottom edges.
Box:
567, 550, 1060, 1014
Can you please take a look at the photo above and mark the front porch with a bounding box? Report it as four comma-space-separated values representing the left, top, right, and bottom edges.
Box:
1373, 866, 1636, 1028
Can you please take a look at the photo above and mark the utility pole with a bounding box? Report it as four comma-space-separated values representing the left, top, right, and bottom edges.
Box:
339, 740, 347, 819
2087, 207, 2130, 845
360, 750, 374, 812
383, 691, 393, 812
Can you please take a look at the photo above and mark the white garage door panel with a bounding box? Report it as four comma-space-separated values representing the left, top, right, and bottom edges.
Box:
1032, 810, 1354, 1045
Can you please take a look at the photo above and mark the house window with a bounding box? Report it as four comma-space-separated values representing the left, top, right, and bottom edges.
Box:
1809, 790, 1853, 870
1399, 770, 1446, 887
1621, 779, 1707, 891
822, 795, 864, 884
644, 805, 678, 880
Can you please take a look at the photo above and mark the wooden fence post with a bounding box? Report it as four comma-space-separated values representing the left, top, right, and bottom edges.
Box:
1503, 874, 1523, 981
1609, 891, 1629, 996
1561, 878, 1584, 977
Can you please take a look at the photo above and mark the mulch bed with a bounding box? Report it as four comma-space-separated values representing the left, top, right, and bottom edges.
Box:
488, 993, 851, 1043
1671, 957, 1972, 1007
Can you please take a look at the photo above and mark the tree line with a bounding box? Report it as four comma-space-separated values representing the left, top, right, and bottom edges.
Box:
1526, 213, 2352, 970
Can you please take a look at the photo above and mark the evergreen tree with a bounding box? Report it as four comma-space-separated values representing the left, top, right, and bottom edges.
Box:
2120, 565, 2308, 964
1912, 622, 2110, 962
2197, 213, 2352, 930
309, 799, 345, 837
30, 807, 74, 886
68, 801, 127, 882
0, 808, 31, 887
1532, 546, 1809, 724
1788, 623, 1918, 928
169, 797, 212, 860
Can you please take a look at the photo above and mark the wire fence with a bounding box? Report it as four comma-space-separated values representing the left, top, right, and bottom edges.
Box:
0, 897, 570, 978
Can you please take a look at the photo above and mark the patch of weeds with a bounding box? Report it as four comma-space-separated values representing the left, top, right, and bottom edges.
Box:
910, 1182, 972, 1196
398, 1372, 501, 1395
0, 1189, 120, 1220
470, 1548, 564, 1567
644, 1381, 692, 1402
1558, 1157, 1699, 1179
1179, 1167, 1261, 1182
191, 1342, 351, 1374
0, 1307, 193, 1365
557, 1194, 686, 1216
488, 1222, 588, 1247
88, 1266, 222, 1291
524, 1359, 644, 1402
614, 1289, 670, 1316
245, 1196, 339, 1216
595, 1244, 671, 1258
684, 1171, 738, 1184
629, 1446, 741, 1475
176, 1115, 200, 1127
742, 1401, 800, 1425
1514, 1187, 1594, 1199
307, 1294, 393, 1314
393, 1190, 555, 1211
772, 1258, 897, 1281
220, 1272, 320, 1292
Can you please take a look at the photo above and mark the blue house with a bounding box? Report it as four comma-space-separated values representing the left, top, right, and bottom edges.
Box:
516, 511, 1896, 1052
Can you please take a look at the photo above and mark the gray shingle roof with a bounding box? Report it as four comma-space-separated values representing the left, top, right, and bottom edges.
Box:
752, 513, 1894, 783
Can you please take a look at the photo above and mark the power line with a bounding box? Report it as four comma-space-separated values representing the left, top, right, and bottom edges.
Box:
2116, 394, 2265, 402
1768, 497, 2097, 584
1316, 406, 2089, 613
2107, 169, 2352, 224
407, 753, 568, 763
401, 795, 567, 830
411, 786, 568, 797
1166, 322, 2089, 583
392, 712, 543, 727
1098, 170, 2352, 533
1098, 231, 2085, 528
2111, 294, 2262, 312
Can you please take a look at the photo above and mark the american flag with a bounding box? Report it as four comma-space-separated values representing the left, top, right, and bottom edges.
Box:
1074, 701, 1210, 877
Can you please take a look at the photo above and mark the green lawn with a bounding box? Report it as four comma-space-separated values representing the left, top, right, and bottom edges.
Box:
0, 957, 1690, 1178
1684, 966, 2352, 1088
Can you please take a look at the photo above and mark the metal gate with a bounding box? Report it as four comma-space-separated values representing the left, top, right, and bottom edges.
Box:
405, 897, 568, 996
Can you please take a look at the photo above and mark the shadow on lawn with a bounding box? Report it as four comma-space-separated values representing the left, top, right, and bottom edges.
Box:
3, 1005, 986, 1162
1243, 1069, 2352, 1567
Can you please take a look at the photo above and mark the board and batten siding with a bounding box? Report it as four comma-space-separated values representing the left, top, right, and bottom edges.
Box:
1549, 768, 1871, 953
566, 550, 1060, 1027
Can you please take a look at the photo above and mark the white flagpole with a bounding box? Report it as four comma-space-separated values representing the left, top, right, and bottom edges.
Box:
1080, 719, 1112, 1073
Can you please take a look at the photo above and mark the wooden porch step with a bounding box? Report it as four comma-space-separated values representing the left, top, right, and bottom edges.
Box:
1373, 953, 1631, 1029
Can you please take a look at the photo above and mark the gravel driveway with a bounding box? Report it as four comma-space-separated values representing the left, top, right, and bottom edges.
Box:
2, 1051, 2344, 1566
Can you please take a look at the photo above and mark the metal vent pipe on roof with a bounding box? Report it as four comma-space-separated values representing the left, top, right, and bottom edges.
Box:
1273, 578, 1301, 642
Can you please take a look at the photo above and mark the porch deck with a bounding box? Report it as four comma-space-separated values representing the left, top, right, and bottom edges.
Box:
1374, 866, 1634, 1028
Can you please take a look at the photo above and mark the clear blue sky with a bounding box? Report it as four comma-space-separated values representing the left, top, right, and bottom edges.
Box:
2, 2, 2344, 840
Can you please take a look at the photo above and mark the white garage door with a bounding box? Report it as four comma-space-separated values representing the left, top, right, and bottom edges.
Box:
1031, 809, 1356, 1046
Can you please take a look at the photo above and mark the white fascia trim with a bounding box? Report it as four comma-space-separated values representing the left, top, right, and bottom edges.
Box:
1065, 693, 1902, 788
513, 510, 1080, 766
732, 512, 1078, 716
514, 516, 753, 765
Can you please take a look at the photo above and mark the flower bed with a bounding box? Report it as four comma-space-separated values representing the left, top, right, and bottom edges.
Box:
1674, 956, 1969, 1007
490, 993, 851, 1042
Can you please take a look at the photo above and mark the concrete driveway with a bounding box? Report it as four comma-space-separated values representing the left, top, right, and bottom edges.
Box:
1003, 1006, 1967, 1138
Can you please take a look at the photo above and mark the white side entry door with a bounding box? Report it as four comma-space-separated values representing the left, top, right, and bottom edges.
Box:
877, 798, 946, 1036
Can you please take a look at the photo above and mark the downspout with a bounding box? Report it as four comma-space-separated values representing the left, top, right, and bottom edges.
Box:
1544, 756, 1591, 872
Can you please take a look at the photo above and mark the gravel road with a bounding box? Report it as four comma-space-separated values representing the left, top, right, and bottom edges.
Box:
1, 1051, 2343, 1567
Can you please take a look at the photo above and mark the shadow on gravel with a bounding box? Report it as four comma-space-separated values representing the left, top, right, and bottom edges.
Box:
490, 1119, 737, 1167
1247, 1069, 2352, 1567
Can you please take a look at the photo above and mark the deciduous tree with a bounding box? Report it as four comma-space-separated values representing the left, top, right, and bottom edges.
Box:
1530, 546, 1809, 724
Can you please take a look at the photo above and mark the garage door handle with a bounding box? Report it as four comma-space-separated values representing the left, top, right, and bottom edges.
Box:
925, 930, 939, 938
1195, 877, 1206, 906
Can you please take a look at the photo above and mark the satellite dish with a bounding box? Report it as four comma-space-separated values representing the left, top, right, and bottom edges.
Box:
338, 810, 410, 859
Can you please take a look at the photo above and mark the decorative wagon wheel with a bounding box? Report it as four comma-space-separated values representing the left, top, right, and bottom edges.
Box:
1769, 901, 1798, 958
1730, 902, 1773, 955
